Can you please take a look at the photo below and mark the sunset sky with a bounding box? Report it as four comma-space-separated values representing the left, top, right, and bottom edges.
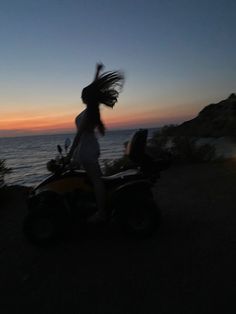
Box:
0, 0, 236, 137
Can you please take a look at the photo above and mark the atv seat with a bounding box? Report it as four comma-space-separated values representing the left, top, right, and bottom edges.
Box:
124, 129, 171, 175
125, 129, 148, 166
102, 169, 141, 182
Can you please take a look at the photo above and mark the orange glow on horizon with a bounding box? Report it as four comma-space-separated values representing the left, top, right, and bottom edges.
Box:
0, 113, 76, 134
0, 101, 195, 136
103, 107, 193, 129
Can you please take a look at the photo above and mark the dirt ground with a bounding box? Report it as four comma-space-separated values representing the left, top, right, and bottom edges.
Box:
0, 162, 236, 314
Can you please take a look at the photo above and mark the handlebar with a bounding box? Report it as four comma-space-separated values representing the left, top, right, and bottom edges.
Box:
46, 156, 75, 174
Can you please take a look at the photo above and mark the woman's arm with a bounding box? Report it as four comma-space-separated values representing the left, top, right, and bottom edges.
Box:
67, 112, 87, 160
94, 63, 104, 81
67, 131, 80, 160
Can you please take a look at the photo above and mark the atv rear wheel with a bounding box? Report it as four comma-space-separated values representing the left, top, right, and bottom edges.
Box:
120, 198, 161, 237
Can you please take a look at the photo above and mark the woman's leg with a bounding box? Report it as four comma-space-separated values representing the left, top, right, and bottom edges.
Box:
83, 161, 106, 217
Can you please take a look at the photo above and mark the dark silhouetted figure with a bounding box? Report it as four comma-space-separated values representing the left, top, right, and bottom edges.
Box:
68, 63, 124, 223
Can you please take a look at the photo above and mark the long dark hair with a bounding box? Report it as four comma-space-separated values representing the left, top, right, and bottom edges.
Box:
82, 64, 124, 135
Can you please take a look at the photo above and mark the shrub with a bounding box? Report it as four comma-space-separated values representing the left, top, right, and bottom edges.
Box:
148, 125, 176, 158
171, 136, 216, 163
149, 125, 216, 164
0, 159, 12, 187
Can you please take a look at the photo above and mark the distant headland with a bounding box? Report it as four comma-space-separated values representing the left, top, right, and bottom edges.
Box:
170, 94, 236, 138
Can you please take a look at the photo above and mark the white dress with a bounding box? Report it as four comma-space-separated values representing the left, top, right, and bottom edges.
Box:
72, 109, 100, 165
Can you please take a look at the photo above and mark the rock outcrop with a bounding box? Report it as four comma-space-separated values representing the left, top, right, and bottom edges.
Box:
174, 94, 236, 137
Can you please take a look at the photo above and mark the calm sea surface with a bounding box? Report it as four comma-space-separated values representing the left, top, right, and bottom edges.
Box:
0, 128, 157, 187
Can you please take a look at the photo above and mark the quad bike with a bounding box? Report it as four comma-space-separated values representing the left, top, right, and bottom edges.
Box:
23, 129, 169, 245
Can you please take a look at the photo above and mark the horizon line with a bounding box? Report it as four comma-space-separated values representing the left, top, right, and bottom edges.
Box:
0, 126, 163, 139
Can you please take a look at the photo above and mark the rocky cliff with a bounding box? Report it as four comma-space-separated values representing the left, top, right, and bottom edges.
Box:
174, 94, 236, 137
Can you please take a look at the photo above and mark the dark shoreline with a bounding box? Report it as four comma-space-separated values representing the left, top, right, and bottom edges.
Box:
1, 162, 236, 313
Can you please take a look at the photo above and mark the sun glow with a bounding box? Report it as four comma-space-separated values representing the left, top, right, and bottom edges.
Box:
0, 101, 196, 137
0, 112, 76, 136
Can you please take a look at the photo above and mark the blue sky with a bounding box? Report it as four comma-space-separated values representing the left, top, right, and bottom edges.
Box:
0, 0, 236, 135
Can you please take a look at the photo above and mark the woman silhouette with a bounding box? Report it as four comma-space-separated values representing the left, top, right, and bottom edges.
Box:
68, 63, 124, 222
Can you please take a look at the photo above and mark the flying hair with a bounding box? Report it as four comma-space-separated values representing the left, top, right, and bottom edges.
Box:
82, 63, 125, 107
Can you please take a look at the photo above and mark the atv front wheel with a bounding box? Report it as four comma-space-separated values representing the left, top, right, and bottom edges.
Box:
23, 210, 64, 246
23, 191, 68, 246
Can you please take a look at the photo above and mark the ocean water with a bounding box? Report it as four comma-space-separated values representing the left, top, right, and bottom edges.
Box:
0, 128, 158, 187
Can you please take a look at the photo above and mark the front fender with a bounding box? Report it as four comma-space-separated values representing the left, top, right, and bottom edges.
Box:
28, 190, 71, 217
